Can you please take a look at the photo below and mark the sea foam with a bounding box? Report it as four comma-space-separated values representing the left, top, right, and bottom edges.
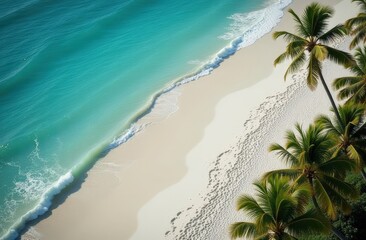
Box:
1, 172, 74, 240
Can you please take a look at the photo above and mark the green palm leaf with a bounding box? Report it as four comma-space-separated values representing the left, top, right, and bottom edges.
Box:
333, 76, 364, 90
313, 178, 337, 219
318, 24, 348, 43
263, 169, 302, 180
307, 53, 321, 90
346, 1, 366, 49
321, 174, 359, 199
316, 115, 342, 136
351, 0, 366, 13
230, 222, 257, 239
269, 144, 299, 166
347, 144, 364, 167
231, 176, 331, 239
237, 195, 265, 218
287, 209, 331, 235
302, 3, 333, 37
324, 46, 355, 68
313, 45, 328, 61
273, 31, 306, 42
288, 8, 309, 37
284, 52, 306, 80
317, 180, 353, 217
317, 157, 355, 174
350, 25, 366, 49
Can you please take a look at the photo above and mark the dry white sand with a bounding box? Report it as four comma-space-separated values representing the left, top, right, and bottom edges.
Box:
22, 0, 358, 239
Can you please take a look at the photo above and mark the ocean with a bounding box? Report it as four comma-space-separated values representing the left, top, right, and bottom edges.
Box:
0, 0, 291, 239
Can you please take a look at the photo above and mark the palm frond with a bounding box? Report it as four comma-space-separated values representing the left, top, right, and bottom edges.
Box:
320, 174, 359, 199
324, 46, 355, 68
269, 143, 299, 166
347, 144, 365, 168
317, 157, 355, 174
338, 80, 366, 103
307, 53, 321, 90
313, 178, 337, 219
274, 52, 291, 66
286, 126, 303, 151
318, 24, 347, 43
350, 24, 366, 49
262, 169, 302, 180
276, 198, 298, 222
351, 0, 366, 12
347, 14, 366, 48
236, 195, 265, 218
292, 183, 311, 213
282, 40, 308, 61
333, 76, 364, 90
230, 222, 257, 239
318, 180, 353, 217
315, 115, 342, 136
287, 208, 331, 236
284, 52, 307, 80
273, 31, 306, 42
346, 14, 366, 29
312, 45, 328, 61
303, 3, 333, 37
273, 41, 309, 67
288, 8, 309, 37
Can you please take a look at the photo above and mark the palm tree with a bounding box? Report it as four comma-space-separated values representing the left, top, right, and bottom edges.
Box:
333, 46, 366, 104
273, 3, 354, 124
345, 0, 366, 49
230, 176, 330, 240
264, 124, 358, 240
316, 104, 366, 180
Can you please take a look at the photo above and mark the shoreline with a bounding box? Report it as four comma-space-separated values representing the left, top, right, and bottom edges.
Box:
21, 0, 357, 239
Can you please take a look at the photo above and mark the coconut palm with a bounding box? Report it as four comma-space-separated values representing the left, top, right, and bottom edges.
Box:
230, 176, 330, 240
345, 0, 366, 49
264, 124, 358, 240
273, 3, 354, 123
333, 46, 366, 104
316, 104, 366, 180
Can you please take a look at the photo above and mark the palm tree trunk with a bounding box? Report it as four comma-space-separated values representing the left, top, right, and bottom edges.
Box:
311, 195, 321, 212
331, 226, 348, 240
361, 168, 366, 181
309, 178, 347, 240
319, 71, 342, 124
309, 178, 322, 212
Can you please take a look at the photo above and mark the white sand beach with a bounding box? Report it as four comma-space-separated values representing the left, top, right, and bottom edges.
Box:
22, 0, 359, 239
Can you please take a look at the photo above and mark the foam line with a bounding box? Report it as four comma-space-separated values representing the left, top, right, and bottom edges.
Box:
1, 172, 74, 240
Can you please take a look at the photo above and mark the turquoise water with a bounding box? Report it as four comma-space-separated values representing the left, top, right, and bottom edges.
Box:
0, 0, 291, 239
